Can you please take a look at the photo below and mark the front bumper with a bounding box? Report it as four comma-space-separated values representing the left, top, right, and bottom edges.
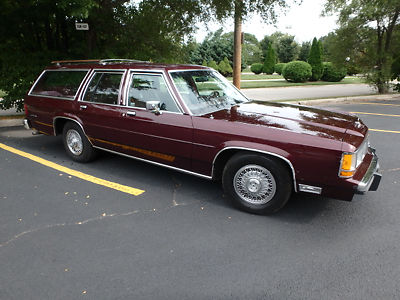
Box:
356, 148, 382, 194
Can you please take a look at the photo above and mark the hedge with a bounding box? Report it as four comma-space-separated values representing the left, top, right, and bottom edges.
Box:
282, 61, 312, 82
322, 62, 347, 82
251, 63, 263, 74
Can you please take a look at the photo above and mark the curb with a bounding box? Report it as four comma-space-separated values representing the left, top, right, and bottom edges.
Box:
0, 117, 23, 128
282, 94, 399, 106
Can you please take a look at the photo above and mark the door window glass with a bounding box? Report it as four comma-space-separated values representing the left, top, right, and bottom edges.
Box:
83, 72, 123, 105
128, 74, 180, 113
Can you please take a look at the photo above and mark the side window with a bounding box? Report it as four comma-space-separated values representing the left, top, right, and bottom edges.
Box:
128, 74, 180, 113
30, 70, 88, 99
82, 72, 123, 105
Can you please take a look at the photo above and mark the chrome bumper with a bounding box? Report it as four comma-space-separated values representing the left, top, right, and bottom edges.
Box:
356, 148, 382, 194
23, 119, 31, 130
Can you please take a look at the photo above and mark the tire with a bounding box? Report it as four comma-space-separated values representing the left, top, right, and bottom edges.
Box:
62, 122, 96, 162
222, 153, 292, 214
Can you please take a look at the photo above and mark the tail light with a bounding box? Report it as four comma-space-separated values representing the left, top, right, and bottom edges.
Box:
24, 103, 28, 117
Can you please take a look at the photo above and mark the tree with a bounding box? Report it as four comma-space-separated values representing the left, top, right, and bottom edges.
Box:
201, 1, 292, 88
276, 35, 299, 63
242, 33, 263, 66
0, 0, 203, 110
308, 37, 324, 81
189, 29, 233, 64
324, 0, 400, 93
298, 41, 311, 61
263, 43, 276, 74
218, 57, 233, 76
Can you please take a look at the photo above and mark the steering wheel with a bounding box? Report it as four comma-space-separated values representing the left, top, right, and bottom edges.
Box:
210, 91, 220, 98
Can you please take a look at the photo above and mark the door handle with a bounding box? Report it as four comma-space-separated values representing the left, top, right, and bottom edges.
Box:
80, 105, 87, 110
126, 111, 136, 117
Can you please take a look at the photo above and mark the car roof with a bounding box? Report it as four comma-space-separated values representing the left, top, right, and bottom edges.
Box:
47, 59, 210, 72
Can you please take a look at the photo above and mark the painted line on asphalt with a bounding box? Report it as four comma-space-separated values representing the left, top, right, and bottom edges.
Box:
350, 112, 400, 117
357, 102, 400, 107
0, 143, 145, 196
369, 129, 400, 134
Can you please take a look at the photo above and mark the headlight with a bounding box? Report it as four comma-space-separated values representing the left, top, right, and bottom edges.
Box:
339, 137, 369, 178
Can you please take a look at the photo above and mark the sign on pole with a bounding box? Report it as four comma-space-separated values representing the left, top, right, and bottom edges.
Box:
75, 23, 89, 31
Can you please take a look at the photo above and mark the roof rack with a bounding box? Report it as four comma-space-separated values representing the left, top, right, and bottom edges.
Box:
51, 58, 148, 66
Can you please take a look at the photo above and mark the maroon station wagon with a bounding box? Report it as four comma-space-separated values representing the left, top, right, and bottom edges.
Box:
23, 59, 381, 214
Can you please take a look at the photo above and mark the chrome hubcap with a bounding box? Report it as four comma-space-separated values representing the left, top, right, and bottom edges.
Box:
233, 165, 276, 205
66, 129, 83, 156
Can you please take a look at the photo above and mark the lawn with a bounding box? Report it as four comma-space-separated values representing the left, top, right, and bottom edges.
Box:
227, 74, 283, 80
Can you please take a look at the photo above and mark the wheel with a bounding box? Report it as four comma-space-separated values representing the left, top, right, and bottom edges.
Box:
222, 153, 292, 214
62, 122, 96, 162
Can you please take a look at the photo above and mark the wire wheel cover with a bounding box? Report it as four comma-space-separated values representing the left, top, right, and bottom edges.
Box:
233, 164, 276, 205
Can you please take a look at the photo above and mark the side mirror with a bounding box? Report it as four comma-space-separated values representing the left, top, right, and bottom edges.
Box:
146, 101, 162, 115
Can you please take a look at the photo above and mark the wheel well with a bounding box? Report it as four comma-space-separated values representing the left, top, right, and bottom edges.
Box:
213, 149, 295, 186
53, 118, 70, 136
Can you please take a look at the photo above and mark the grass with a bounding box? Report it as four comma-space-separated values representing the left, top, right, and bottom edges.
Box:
228, 74, 283, 80
239, 77, 366, 89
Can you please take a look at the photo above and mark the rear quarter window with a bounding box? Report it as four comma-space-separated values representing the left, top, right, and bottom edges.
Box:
30, 70, 88, 99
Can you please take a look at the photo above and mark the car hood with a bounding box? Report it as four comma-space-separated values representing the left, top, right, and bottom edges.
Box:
204, 101, 367, 147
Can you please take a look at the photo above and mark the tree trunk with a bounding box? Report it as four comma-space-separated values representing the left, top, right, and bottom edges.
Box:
233, 1, 242, 89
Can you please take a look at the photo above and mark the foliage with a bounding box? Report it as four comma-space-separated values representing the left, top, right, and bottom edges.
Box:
308, 37, 324, 81
298, 41, 311, 61
263, 44, 276, 74
190, 29, 233, 65
282, 61, 312, 83
190, 31, 263, 69
321, 62, 347, 82
242, 33, 263, 66
208, 60, 219, 71
0, 0, 203, 110
392, 56, 400, 92
274, 63, 286, 75
324, 0, 400, 93
276, 35, 299, 63
218, 57, 233, 77
251, 63, 264, 74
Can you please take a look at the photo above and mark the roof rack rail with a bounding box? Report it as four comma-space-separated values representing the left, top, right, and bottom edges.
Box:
51, 59, 101, 66
99, 59, 148, 64
51, 59, 149, 66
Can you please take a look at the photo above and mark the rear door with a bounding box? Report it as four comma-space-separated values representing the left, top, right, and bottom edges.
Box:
76, 69, 128, 145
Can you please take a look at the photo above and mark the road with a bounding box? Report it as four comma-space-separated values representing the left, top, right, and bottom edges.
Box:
242, 83, 377, 101
0, 99, 400, 299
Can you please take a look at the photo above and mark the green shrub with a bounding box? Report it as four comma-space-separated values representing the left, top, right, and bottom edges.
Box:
282, 61, 312, 82
202, 60, 208, 67
322, 62, 347, 82
263, 43, 276, 74
251, 63, 263, 74
208, 60, 219, 71
308, 37, 323, 81
347, 64, 361, 76
274, 63, 286, 75
218, 57, 233, 77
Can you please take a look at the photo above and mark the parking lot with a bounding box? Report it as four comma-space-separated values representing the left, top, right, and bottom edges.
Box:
1, 98, 400, 299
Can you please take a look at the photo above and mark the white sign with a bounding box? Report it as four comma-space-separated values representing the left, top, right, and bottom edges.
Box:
75, 23, 89, 31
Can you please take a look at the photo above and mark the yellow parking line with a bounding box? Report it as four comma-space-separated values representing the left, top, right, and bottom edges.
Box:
369, 129, 400, 134
0, 143, 145, 196
350, 112, 400, 117
358, 102, 400, 107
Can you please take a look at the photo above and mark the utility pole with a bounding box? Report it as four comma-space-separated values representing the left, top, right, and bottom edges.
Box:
233, 0, 242, 89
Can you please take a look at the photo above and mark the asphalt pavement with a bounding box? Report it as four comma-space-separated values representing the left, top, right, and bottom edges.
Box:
1, 98, 400, 299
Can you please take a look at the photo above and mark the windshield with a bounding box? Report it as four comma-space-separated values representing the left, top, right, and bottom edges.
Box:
170, 70, 248, 115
